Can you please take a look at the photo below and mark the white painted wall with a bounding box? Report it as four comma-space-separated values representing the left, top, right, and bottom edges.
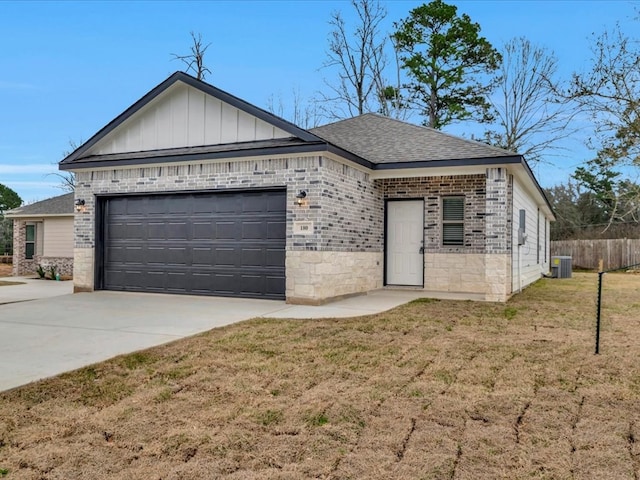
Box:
86, 82, 292, 156
511, 176, 551, 292
43, 217, 74, 257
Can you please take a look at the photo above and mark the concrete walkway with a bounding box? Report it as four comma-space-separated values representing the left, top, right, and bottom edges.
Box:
0, 285, 426, 392
0, 276, 73, 304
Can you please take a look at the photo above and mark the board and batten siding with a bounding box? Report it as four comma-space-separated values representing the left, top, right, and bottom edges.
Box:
42, 217, 74, 257
511, 175, 550, 292
85, 82, 292, 156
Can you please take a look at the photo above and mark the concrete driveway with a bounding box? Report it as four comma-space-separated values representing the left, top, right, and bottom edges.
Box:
0, 283, 426, 392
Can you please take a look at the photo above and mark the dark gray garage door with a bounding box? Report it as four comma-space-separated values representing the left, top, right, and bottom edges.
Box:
100, 190, 286, 299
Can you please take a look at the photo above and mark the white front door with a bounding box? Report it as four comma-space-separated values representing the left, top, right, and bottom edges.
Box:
386, 200, 424, 286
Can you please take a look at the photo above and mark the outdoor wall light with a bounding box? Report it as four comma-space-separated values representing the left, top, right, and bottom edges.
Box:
295, 190, 307, 206
74, 199, 86, 212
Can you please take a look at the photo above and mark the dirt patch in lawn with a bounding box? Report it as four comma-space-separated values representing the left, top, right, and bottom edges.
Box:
1, 272, 639, 479
0, 263, 12, 277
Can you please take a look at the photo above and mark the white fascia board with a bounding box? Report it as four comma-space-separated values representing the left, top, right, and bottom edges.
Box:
370, 165, 487, 180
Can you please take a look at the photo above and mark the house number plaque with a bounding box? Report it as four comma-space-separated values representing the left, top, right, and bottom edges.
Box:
293, 221, 314, 236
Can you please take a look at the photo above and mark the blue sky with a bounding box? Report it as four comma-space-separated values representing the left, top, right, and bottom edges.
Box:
1, 0, 638, 204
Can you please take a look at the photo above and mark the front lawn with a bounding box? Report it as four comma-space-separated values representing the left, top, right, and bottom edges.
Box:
1, 272, 639, 479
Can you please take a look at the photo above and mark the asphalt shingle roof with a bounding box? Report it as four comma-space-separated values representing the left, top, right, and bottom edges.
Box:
5, 193, 74, 217
310, 113, 517, 164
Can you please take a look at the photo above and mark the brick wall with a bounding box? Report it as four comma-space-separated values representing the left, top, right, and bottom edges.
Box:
11, 220, 34, 276
379, 175, 487, 253
33, 256, 73, 277
316, 158, 383, 252
485, 168, 510, 254
75, 155, 382, 253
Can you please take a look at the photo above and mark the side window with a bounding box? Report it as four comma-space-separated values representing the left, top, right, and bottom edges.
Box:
442, 196, 464, 246
25, 223, 36, 259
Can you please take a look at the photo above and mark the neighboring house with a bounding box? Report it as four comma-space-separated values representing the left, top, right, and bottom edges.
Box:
5, 193, 75, 277
59, 71, 554, 303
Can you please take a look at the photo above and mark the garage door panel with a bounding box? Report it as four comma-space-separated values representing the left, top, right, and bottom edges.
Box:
192, 221, 215, 239
266, 249, 285, 267
147, 222, 167, 240
241, 248, 264, 267
266, 276, 286, 295
240, 275, 264, 295
214, 195, 238, 214
167, 197, 191, 215
165, 247, 188, 266
192, 247, 214, 266
144, 271, 166, 290
102, 190, 286, 299
109, 221, 144, 240
210, 273, 235, 293
166, 272, 188, 292
267, 221, 286, 239
106, 245, 127, 263
106, 245, 145, 265
215, 221, 238, 240
266, 193, 287, 212
146, 198, 168, 216
214, 247, 237, 266
190, 272, 214, 292
242, 221, 265, 240
167, 222, 189, 240
124, 197, 148, 215
241, 194, 268, 213
107, 221, 128, 240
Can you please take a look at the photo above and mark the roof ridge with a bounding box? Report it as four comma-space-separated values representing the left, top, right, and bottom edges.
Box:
314, 113, 519, 158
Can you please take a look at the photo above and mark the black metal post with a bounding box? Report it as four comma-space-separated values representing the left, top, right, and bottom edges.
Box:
595, 271, 604, 354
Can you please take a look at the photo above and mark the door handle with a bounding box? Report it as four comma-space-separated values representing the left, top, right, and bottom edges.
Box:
419, 246, 425, 254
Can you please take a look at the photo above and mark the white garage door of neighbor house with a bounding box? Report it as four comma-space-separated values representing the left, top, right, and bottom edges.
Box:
386, 200, 424, 286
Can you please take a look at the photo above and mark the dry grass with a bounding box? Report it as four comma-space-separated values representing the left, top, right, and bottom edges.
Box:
0, 264, 12, 277
1, 272, 640, 479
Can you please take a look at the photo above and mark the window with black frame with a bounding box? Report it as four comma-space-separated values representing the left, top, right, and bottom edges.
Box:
442, 196, 464, 246
25, 223, 36, 259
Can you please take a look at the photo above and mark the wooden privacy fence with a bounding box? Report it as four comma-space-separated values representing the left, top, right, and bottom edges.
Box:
551, 239, 640, 270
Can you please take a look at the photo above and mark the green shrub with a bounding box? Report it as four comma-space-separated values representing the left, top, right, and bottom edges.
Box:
48, 265, 58, 280
36, 264, 46, 279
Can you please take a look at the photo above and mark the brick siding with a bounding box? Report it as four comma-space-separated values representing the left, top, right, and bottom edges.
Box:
379, 174, 487, 254
74, 155, 383, 254
11, 220, 34, 276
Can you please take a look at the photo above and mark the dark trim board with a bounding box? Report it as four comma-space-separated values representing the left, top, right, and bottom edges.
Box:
95, 189, 287, 300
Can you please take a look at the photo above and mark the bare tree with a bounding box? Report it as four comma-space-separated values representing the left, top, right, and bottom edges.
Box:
563, 22, 640, 227
48, 139, 80, 192
568, 23, 640, 168
483, 37, 577, 164
266, 87, 321, 129
319, 0, 391, 119
172, 31, 212, 80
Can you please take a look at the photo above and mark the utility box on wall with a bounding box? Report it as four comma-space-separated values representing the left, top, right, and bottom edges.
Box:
551, 256, 572, 278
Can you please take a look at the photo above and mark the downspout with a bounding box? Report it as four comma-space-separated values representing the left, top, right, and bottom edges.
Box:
518, 243, 522, 293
